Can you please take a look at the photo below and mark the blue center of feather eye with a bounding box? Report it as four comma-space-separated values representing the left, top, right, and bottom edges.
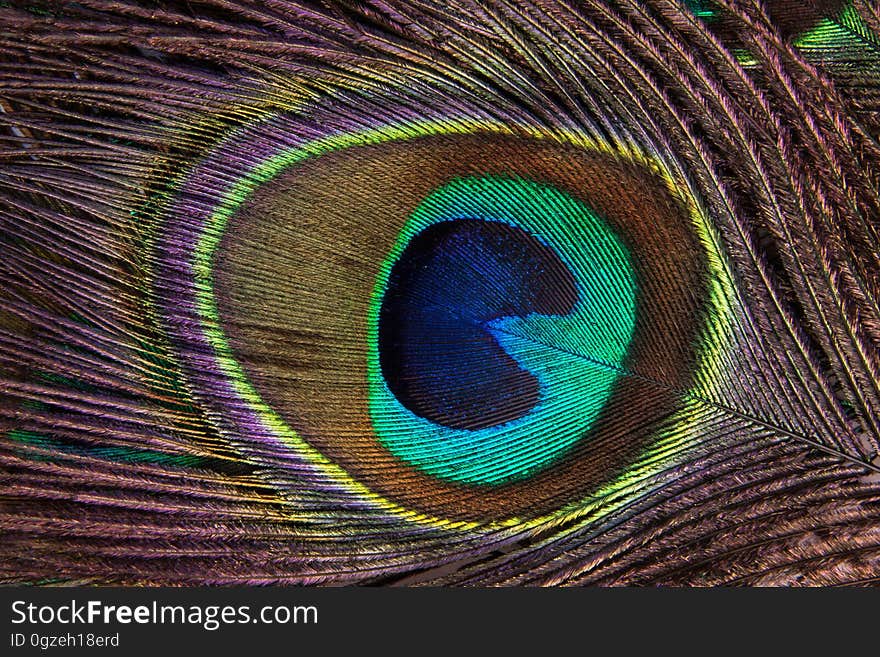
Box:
368, 176, 638, 485
379, 219, 578, 430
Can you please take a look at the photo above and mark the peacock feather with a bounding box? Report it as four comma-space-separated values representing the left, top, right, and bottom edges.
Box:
1, 0, 879, 585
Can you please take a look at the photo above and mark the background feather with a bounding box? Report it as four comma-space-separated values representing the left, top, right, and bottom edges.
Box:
1, 0, 879, 585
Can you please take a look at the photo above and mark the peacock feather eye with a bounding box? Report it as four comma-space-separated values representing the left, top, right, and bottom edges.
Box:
153, 120, 730, 523
5, 0, 880, 586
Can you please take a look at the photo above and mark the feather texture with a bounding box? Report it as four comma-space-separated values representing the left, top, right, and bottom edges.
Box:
1, 0, 879, 585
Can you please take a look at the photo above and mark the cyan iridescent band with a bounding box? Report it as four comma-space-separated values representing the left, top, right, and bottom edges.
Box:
369, 176, 637, 485
153, 113, 734, 527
